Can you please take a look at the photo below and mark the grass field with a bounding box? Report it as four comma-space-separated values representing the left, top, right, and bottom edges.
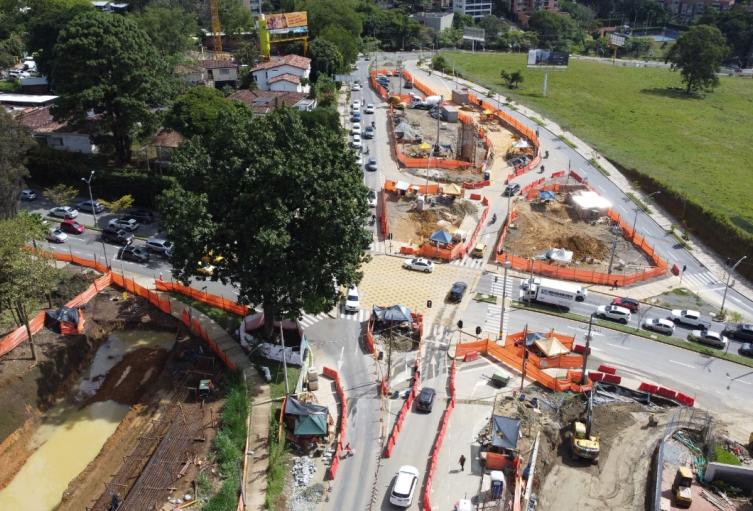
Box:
440, 51, 753, 236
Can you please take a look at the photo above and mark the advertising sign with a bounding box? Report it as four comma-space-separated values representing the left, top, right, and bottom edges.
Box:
266, 11, 308, 35
527, 49, 569, 67
608, 33, 627, 47
462, 27, 486, 42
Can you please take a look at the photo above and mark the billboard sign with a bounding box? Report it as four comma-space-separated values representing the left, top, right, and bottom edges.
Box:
608, 33, 627, 47
265, 11, 308, 36
462, 26, 486, 42
527, 49, 569, 67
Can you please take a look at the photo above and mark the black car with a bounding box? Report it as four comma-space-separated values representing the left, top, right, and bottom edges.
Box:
118, 246, 149, 263
503, 183, 521, 196
723, 323, 753, 342
126, 209, 155, 224
415, 387, 436, 412
739, 343, 753, 357
76, 200, 105, 214
448, 281, 468, 303
101, 226, 134, 245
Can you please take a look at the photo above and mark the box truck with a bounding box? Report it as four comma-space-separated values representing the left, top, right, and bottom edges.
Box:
521, 277, 588, 310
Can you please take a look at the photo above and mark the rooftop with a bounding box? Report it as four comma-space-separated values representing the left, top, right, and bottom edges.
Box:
200, 59, 238, 70
14, 106, 66, 132
251, 54, 311, 73
0, 93, 58, 106
228, 89, 306, 115
153, 128, 184, 148
268, 73, 300, 85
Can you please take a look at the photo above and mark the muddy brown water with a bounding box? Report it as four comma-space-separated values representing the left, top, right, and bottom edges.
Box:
0, 329, 175, 511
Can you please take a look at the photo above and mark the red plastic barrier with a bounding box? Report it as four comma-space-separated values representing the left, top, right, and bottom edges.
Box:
588, 371, 604, 382
572, 344, 591, 354
464, 351, 479, 362
323, 366, 347, 479
638, 382, 659, 393
602, 374, 622, 384
656, 387, 677, 400
597, 364, 617, 375
675, 392, 695, 407
469, 193, 481, 201
671, 264, 680, 276
569, 170, 583, 182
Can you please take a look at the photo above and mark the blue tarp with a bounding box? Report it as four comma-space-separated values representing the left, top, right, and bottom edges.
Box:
373, 305, 413, 323
430, 230, 453, 244
491, 415, 521, 450
539, 191, 556, 201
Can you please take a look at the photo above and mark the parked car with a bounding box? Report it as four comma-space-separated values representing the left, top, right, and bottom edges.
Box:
365, 157, 377, 171
101, 226, 134, 245
59, 219, 85, 234
611, 297, 640, 313
49, 206, 78, 219
415, 387, 436, 412
365, 103, 375, 114
108, 217, 140, 232
739, 343, 753, 357
722, 323, 753, 342
118, 245, 149, 263
352, 83, 361, 91
390, 466, 419, 507
344, 286, 360, 313
596, 305, 631, 324
351, 122, 361, 135
145, 237, 173, 256
367, 190, 377, 208
46, 228, 67, 243
351, 134, 362, 150
351, 100, 360, 110
126, 209, 155, 224
351, 111, 361, 122
403, 258, 434, 273
363, 126, 374, 139
448, 281, 468, 303
687, 329, 727, 349
670, 309, 706, 328
19, 189, 37, 201
76, 200, 105, 214
642, 318, 675, 336
503, 183, 521, 196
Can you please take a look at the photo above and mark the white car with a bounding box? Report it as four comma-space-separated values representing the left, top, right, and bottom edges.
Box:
390, 465, 419, 507
596, 305, 631, 324
365, 157, 377, 171
351, 134, 362, 150
351, 122, 361, 135
46, 228, 67, 243
403, 257, 434, 273
365, 103, 375, 114
352, 83, 361, 91
108, 217, 140, 232
642, 318, 675, 336
19, 189, 37, 201
688, 329, 728, 349
351, 100, 361, 111
367, 190, 377, 208
49, 206, 78, 219
670, 309, 705, 327
344, 286, 360, 313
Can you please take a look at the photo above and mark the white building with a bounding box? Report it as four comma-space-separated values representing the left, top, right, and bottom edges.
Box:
251, 54, 311, 93
453, 0, 492, 19
200, 60, 239, 88
14, 106, 97, 154
413, 12, 455, 31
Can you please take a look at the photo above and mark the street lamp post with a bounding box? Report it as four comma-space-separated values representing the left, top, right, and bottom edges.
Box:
720, 256, 747, 317
498, 258, 512, 341
81, 171, 97, 227
631, 191, 661, 239
580, 313, 596, 384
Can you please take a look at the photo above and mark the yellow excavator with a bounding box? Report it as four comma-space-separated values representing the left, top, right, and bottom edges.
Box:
571, 389, 600, 462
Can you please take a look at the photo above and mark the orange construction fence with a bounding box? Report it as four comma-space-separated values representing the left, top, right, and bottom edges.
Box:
422, 360, 456, 511
323, 366, 347, 480
156, 279, 249, 316
383, 334, 422, 458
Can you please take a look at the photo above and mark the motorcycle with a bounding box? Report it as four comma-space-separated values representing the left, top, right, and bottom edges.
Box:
539, 165, 545, 174
489, 213, 497, 225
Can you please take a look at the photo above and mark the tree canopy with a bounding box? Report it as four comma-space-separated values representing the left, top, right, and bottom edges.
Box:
159, 107, 371, 336
133, 6, 198, 57
51, 10, 168, 162
528, 10, 581, 51
320, 25, 359, 66
666, 25, 729, 94
301, 0, 362, 39
309, 38, 344, 81
0, 109, 33, 220
699, 6, 753, 67
165, 86, 249, 140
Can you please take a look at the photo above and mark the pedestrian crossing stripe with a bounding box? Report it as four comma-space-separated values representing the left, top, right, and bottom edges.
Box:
483, 302, 510, 338
449, 257, 485, 269
681, 271, 718, 290
298, 309, 367, 328
490, 280, 513, 297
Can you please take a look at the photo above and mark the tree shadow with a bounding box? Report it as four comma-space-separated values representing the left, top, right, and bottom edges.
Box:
640, 87, 703, 100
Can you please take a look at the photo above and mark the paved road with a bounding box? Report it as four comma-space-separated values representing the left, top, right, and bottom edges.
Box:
402, 58, 753, 321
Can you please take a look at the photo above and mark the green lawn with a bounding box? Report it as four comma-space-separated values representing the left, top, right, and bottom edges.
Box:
440, 51, 753, 237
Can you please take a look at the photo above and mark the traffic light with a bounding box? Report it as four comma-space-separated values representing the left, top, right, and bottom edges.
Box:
475, 326, 482, 335
457, 320, 463, 330
427, 300, 432, 309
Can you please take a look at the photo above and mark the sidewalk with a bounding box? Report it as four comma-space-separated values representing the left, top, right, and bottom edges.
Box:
411, 63, 753, 307
128, 273, 271, 511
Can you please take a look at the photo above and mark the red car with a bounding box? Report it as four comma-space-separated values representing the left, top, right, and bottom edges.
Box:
59, 219, 85, 234
611, 297, 640, 313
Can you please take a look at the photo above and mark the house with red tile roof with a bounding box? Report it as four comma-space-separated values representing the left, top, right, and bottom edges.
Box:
250, 54, 311, 93
228, 89, 316, 115
14, 106, 97, 154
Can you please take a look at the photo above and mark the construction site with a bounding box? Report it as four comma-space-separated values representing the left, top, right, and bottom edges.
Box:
0, 278, 230, 511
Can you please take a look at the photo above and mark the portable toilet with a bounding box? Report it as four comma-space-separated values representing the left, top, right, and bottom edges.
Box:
490, 470, 506, 499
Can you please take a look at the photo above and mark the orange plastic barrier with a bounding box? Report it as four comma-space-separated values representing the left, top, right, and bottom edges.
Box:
384, 335, 423, 458
379, 189, 389, 238
422, 360, 456, 511
156, 280, 248, 316
323, 366, 347, 480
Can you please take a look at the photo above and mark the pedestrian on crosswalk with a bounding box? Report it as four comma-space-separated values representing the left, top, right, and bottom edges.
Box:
459, 454, 466, 471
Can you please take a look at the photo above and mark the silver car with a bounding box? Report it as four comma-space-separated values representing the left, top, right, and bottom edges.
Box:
145, 237, 173, 257
49, 206, 78, 219
642, 318, 675, 336
46, 228, 68, 243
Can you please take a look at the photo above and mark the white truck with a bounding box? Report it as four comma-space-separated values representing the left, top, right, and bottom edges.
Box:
411, 94, 442, 110
521, 277, 588, 310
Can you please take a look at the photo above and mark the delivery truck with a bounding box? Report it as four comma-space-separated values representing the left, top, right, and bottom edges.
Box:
521, 277, 588, 310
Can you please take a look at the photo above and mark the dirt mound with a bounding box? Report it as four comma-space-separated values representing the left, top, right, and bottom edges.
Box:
89, 348, 170, 405
552, 234, 608, 259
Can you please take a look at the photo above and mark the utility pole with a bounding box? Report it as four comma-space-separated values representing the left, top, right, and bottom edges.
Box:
498, 258, 511, 341
720, 256, 747, 317
542, 72, 548, 97
580, 313, 595, 384
519, 324, 529, 393
280, 321, 289, 395
81, 170, 98, 227
607, 240, 618, 275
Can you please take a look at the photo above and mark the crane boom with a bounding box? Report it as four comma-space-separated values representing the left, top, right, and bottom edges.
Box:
210, 0, 222, 53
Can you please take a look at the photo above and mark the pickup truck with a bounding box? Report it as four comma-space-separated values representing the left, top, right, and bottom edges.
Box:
670, 309, 707, 328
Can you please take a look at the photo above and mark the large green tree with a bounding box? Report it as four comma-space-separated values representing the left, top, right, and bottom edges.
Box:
0, 109, 33, 220
159, 107, 370, 336
301, 0, 362, 39
320, 25, 359, 66
51, 10, 168, 162
666, 25, 729, 95
25, 0, 94, 77
133, 6, 198, 57
700, 6, 753, 67
309, 37, 344, 81
528, 10, 581, 50
165, 86, 249, 139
